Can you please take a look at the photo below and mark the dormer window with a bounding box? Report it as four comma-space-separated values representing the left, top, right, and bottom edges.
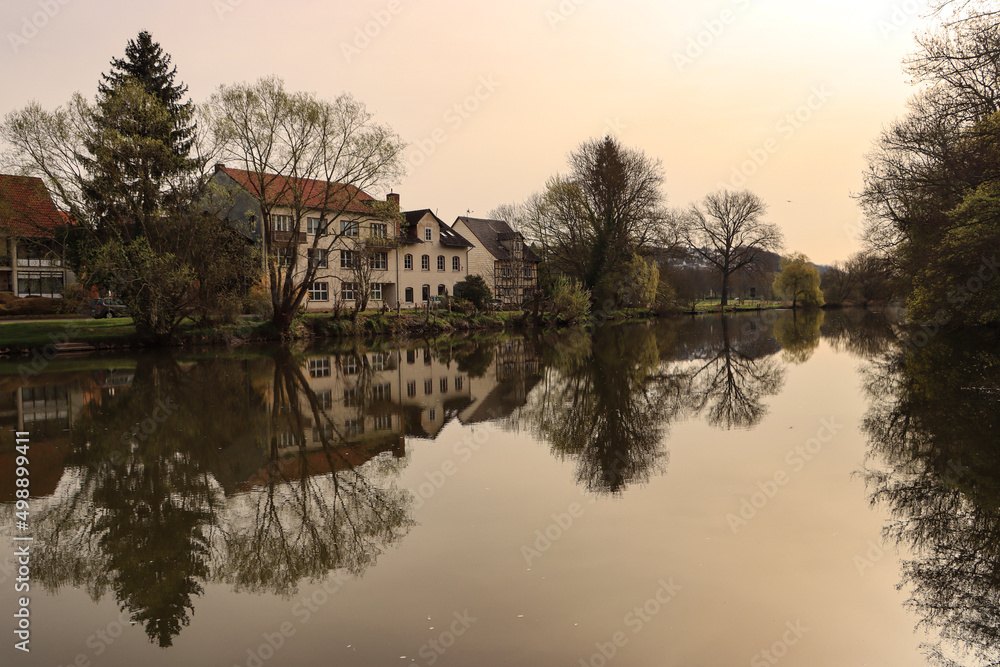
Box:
424, 227, 432, 241
515, 240, 521, 251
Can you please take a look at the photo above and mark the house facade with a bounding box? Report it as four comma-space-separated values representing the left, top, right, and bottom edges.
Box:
0, 174, 75, 298
209, 166, 473, 311
395, 209, 472, 308
451, 216, 539, 306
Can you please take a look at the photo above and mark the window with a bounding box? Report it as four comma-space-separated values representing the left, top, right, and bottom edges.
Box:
318, 390, 333, 410
455, 376, 464, 391
370, 283, 383, 301
452, 256, 461, 271
371, 252, 387, 270
437, 255, 445, 271
424, 349, 431, 365
407, 380, 416, 397
428, 408, 436, 422
440, 377, 448, 393
342, 282, 357, 301
16, 271, 63, 298
341, 220, 359, 237
424, 379, 433, 395
308, 249, 328, 269
524, 265, 533, 279
502, 266, 511, 278
307, 217, 326, 235
438, 284, 446, 296
371, 353, 388, 371
344, 356, 359, 375
405, 287, 414, 303
344, 386, 360, 407
272, 214, 293, 232
421, 255, 430, 271
374, 414, 392, 431
422, 285, 430, 302
515, 239, 522, 251
373, 383, 392, 401
309, 358, 331, 378
313, 423, 334, 444
371, 222, 387, 238
275, 247, 294, 268
344, 419, 364, 437
404, 254, 413, 270
424, 227, 432, 241
308, 282, 329, 301
340, 250, 355, 269
407, 349, 416, 364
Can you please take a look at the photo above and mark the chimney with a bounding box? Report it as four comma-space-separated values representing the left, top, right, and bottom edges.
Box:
386, 192, 400, 208
214, 163, 226, 172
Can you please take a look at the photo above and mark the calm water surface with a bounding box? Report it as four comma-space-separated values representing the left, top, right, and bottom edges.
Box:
1, 310, 998, 666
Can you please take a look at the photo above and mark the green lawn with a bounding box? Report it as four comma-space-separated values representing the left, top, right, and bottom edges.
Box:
0, 317, 137, 348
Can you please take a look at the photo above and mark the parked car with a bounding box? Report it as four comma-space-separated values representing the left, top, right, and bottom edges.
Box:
90, 297, 128, 319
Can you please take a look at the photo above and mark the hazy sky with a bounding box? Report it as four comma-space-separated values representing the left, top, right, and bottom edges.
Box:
0, 0, 934, 264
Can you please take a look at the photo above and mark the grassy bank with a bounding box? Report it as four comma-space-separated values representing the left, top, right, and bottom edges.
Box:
0, 306, 667, 356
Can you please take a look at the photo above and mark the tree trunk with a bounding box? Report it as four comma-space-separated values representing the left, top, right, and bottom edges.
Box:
720, 272, 729, 308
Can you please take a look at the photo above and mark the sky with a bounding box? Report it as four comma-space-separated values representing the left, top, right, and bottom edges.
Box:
0, 0, 935, 264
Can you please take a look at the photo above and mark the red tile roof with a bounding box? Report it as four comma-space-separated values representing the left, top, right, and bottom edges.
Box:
0, 174, 65, 238
218, 166, 377, 214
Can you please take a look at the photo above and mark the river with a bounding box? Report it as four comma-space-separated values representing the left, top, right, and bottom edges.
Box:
1, 309, 997, 666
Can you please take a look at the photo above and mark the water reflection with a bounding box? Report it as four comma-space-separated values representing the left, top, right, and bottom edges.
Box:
862, 329, 1000, 666
0, 310, 899, 647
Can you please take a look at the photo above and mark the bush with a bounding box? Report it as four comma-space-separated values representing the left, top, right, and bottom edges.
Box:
59, 283, 90, 314
0, 296, 63, 317
454, 275, 493, 310
550, 276, 591, 323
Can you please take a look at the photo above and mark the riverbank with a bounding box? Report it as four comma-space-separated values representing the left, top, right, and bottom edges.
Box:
0, 307, 658, 356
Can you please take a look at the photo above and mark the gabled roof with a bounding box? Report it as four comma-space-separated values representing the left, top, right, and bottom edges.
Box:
454, 216, 539, 262
403, 209, 474, 248
215, 166, 376, 214
0, 174, 65, 238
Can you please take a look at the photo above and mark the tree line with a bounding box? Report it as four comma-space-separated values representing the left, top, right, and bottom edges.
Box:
4, 29, 903, 344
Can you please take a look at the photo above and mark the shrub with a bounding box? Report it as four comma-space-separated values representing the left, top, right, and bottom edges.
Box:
454, 275, 493, 310
550, 276, 591, 323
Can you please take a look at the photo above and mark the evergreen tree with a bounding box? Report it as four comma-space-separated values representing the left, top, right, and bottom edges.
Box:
98, 30, 195, 160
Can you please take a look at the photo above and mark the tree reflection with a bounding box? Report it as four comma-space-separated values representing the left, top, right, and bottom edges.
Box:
821, 307, 899, 359
863, 331, 1000, 666
28, 349, 412, 647
216, 348, 413, 594
524, 325, 686, 494
686, 317, 784, 429
773, 309, 824, 364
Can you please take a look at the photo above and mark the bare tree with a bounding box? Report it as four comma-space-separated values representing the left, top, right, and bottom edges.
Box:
681, 189, 783, 307
207, 77, 405, 332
